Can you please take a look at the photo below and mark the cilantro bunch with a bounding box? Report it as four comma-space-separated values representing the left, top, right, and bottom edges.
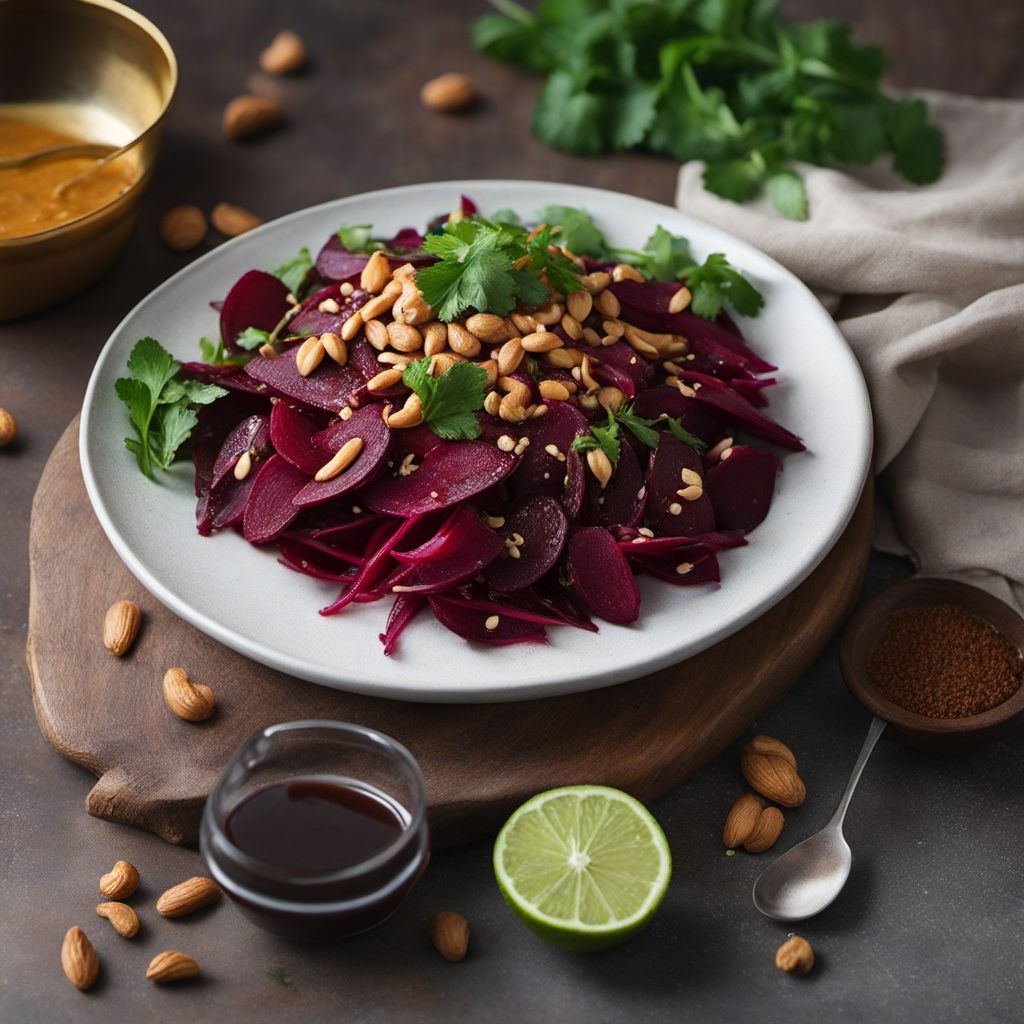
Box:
474, 0, 944, 219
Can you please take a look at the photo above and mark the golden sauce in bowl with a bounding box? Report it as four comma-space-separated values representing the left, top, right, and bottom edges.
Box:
0, 117, 137, 239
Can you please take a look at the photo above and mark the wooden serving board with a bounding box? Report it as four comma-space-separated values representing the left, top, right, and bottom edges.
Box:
28, 417, 873, 848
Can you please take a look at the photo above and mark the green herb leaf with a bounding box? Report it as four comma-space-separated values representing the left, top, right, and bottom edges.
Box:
767, 171, 808, 221
537, 205, 610, 260
337, 224, 381, 252
402, 358, 487, 441
273, 246, 312, 295
665, 416, 708, 454
614, 405, 661, 448
681, 253, 764, 319
198, 336, 248, 366
628, 226, 694, 282
525, 224, 584, 296
235, 326, 272, 351
887, 98, 944, 185
570, 412, 621, 464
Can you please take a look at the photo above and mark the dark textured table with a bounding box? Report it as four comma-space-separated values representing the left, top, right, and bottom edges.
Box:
3, 2, 1023, 1020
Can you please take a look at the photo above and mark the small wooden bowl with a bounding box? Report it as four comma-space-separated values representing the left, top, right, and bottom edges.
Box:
840, 578, 1024, 750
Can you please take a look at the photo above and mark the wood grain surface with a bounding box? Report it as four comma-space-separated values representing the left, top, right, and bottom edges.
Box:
28, 418, 872, 846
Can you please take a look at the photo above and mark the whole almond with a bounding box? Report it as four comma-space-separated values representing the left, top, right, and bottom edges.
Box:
103, 600, 141, 657
147, 950, 200, 983
61, 927, 99, 991
96, 902, 141, 939
741, 737, 806, 807
222, 95, 282, 141
420, 73, 476, 113
465, 313, 511, 344
745, 735, 797, 768
159, 205, 206, 252
99, 860, 140, 899
776, 935, 815, 975
743, 806, 785, 853
156, 876, 221, 918
430, 911, 469, 962
162, 667, 216, 722
259, 30, 306, 75
722, 793, 763, 849
211, 202, 262, 238
0, 407, 15, 447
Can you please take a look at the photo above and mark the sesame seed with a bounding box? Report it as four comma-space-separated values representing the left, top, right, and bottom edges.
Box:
631, 537, 647, 544
638, 527, 654, 538
340, 282, 354, 296
339, 407, 353, 421
675, 562, 694, 575
351, 505, 362, 513
430, 490, 439, 499
485, 615, 501, 631
497, 434, 515, 452
669, 502, 682, 515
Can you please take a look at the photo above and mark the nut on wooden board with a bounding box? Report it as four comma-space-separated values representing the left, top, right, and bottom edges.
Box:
103, 600, 141, 657
259, 30, 306, 75
162, 667, 216, 722
420, 72, 476, 112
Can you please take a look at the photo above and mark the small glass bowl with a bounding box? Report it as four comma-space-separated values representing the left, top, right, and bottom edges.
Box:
200, 720, 429, 941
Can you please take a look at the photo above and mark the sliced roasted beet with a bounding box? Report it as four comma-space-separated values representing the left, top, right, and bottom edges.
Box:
506, 400, 589, 501
277, 538, 361, 582
179, 361, 266, 395
680, 371, 804, 451
270, 400, 328, 475
314, 235, 435, 282
428, 595, 548, 646
630, 385, 725, 443
362, 441, 515, 516
197, 414, 272, 535
243, 455, 309, 543
615, 529, 747, 558
244, 345, 368, 413
397, 508, 504, 593
505, 583, 598, 633
729, 376, 775, 408
208, 413, 268, 494
391, 423, 444, 458
386, 227, 425, 250
704, 445, 782, 532
485, 496, 568, 592
288, 283, 371, 338
591, 342, 655, 396
220, 270, 292, 352
192, 391, 269, 499
633, 550, 721, 586
562, 449, 585, 521
379, 593, 425, 655
347, 340, 408, 403
645, 433, 716, 537
292, 405, 391, 509
567, 527, 641, 624
584, 440, 645, 529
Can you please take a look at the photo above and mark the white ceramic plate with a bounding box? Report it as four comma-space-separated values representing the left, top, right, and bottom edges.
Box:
80, 180, 871, 703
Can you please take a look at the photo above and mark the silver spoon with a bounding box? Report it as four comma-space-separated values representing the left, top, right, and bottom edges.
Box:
752, 716, 886, 921
0, 142, 117, 171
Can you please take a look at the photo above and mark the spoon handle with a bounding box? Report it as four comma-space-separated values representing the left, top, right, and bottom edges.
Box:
828, 716, 886, 831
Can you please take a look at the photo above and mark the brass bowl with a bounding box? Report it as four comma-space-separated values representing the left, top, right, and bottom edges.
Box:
0, 0, 177, 320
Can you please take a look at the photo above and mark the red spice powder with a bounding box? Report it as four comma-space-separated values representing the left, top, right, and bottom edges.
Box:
867, 604, 1023, 718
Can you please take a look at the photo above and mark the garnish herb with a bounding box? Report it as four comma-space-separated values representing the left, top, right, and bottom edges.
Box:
402, 358, 488, 440
235, 326, 273, 351
682, 253, 764, 319
115, 337, 226, 479
571, 404, 707, 463
273, 246, 313, 295
337, 224, 384, 253
475, 0, 944, 219
198, 336, 248, 366
570, 412, 621, 464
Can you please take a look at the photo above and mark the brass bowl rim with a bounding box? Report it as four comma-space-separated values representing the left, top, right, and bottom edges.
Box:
0, 0, 179, 248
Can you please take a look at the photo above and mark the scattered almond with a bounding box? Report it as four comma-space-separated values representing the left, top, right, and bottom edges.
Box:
741, 735, 806, 807
159, 205, 207, 252
722, 793, 763, 849
259, 30, 306, 75
146, 950, 200, 983
103, 600, 141, 657
430, 911, 469, 962
222, 95, 283, 141
61, 926, 99, 991
99, 860, 140, 900
420, 73, 476, 112
156, 876, 222, 918
775, 935, 815, 975
96, 902, 141, 939
743, 805, 784, 853
0, 407, 16, 447
211, 202, 262, 238
162, 667, 216, 722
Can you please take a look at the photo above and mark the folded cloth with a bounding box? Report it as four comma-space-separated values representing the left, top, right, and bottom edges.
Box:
676, 90, 1024, 609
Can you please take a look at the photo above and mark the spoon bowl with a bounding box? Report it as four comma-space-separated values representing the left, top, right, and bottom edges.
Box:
753, 829, 851, 921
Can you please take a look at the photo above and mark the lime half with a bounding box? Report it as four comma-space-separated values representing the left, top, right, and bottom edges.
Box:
493, 785, 671, 951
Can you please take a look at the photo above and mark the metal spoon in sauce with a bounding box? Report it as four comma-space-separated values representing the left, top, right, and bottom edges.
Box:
752, 716, 886, 921
0, 142, 117, 170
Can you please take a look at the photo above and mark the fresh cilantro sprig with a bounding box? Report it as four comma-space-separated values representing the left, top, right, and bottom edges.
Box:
198, 336, 248, 366
475, 1, 944, 219
682, 253, 765, 319
273, 246, 313, 295
235, 326, 272, 352
402, 358, 487, 441
570, 404, 707, 462
570, 412, 622, 464
115, 337, 226, 479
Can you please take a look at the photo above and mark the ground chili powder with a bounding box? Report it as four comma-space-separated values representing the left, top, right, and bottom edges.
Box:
867, 604, 1023, 718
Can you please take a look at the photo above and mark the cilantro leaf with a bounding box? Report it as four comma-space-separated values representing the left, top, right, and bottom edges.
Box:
402, 358, 487, 440
532, 71, 605, 156
665, 417, 708, 454
537, 205, 610, 260
336, 224, 377, 252
525, 225, 584, 296
767, 171, 808, 221
627, 226, 694, 282
614, 405, 661, 448
703, 159, 766, 203
570, 412, 621, 464
198, 336, 248, 366
235, 326, 272, 351
682, 253, 764, 319
887, 98, 944, 185
273, 246, 312, 295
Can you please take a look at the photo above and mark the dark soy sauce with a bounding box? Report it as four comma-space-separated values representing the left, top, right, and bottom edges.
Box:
226, 778, 406, 873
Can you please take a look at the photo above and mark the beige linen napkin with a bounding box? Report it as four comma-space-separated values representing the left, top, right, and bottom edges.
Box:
676, 90, 1024, 608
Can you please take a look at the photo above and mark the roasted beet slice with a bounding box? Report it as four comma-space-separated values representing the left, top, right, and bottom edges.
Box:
179, 361, 266, 395
729, 377, 775, 408
197, 414, 272, 535
680, 371, 804, 451
379, 593, 425, 655
270, 400, 328, 475
567, 528, 641, 624
292, 405, 391, 509
220, 270, 292, 353
633, 550, 721, 586
314, 235, 435, 282
485, 496, 568, 592
591, 342, 655, 396
347, 340, 408, 403
362, 441, 515, 516
244, 344, 368, 413
397, 508, 504, 593
192, 391, 269, 499
562, 449, 585, 521
615, 529, 747, 557
630, 385, 724, 443
704, 445, 782, 532
506, 400, 589, 502
288, 283, 370, 338
243, 455, 309, 543
277, 537, 360, 582
645, 434, 716, 537
584, 440, 645, 529
428, 595, 548, 647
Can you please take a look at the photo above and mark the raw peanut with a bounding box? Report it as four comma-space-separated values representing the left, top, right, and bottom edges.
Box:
612, 263, 645, 283
466, 313, 511, 344
156, 876, 222, 918
422, 321, 447, 357
447, 323, 481, 358
103, 599, 141, 656
776, 935, 815, 975
259, 30, 306, 75
597, 386, 625, 413
586, 448, 613, 489
321, 332, 348, 367
669, 285, 692, 314
580, 271, 611, 294
741, 736, 806, 807
222, 95, 282, 140
96, 902, 140, 939
430, 911, 469, 962
146, 950, 200, 983
722, 793, 764, 849
387, 322, 423, 353
566, 289, 593, 322
743, 806, 784, 853
420, 73, 476, 112
159, 205, 206, 251
295, 335, 325, 377
360, 250, 392, 294
521, 331, 563, 354
61, 927, 99, 991
539, 380, 570, 401
211, 202, 262, 238
496, 337, 525, 376
315, 437, 365, 481
386, 394, 424, 429
162, 667, 215, 722
594, 289, 621, 318
531, 303, 563, 326
99, 860, 140, 899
